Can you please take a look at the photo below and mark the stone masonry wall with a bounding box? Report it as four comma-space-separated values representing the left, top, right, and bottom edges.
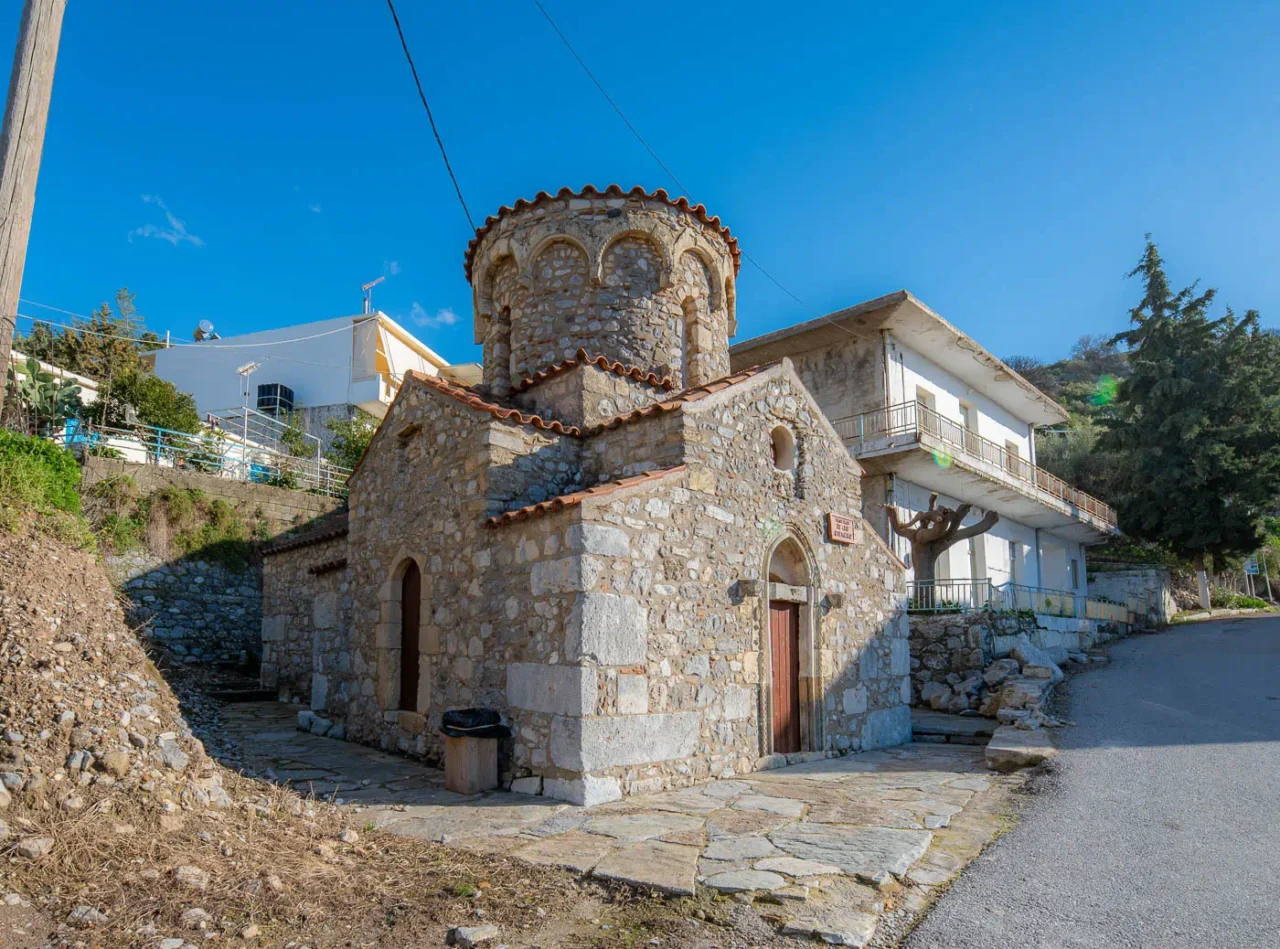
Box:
260, 533, 351, 701
107, 552, 262, 662
513, 362, 670, 430
470, 191, 737, 392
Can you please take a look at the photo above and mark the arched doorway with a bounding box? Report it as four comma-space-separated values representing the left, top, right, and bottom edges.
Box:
765, 538, 813, 755
399, 560, 421, 711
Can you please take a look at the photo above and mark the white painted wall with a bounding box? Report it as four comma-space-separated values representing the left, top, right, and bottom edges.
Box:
151, 315, 446, 420
890, 477, 1085, 593
886, 335, 1035, 461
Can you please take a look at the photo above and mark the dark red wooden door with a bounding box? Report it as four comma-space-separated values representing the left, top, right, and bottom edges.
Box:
400, 561, 421, 712
770, 600, 801, 754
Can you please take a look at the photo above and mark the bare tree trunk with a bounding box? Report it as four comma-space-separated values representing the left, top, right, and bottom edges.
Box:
0, 0, 66, 417
1194, 551, 1211, 610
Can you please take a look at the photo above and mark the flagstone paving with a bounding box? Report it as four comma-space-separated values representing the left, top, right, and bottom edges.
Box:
218, 701, 1014, 947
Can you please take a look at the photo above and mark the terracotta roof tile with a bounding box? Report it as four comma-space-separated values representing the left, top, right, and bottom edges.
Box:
487, 465, 687, 527
463, 184, 740, 282
408, 371, 583, 437
308, 557, 348, 576
512, 349, 676, 394
262, 512, 349, 556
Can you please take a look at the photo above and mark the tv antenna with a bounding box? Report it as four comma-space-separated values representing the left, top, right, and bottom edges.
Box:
362, 276, 385, 315
236, 359, 264, 407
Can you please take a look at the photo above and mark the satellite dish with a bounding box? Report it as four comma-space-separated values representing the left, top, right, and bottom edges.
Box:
194, 319, 216, 342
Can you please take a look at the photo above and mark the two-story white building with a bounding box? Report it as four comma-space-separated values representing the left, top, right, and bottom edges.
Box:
148, 312, 480, 446
731, 291, 1119, 602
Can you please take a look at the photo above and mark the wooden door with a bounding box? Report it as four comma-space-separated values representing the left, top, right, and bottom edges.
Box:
399, 561, 421, 712
770, 600, 801, 754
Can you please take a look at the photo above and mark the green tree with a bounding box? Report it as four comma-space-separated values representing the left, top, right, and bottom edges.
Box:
111, 370, 201, 433
324, 410, 379, 469
1099, 238, 1280, 604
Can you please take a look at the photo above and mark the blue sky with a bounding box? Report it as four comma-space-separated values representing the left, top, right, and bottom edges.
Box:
6, 0, 1278, 366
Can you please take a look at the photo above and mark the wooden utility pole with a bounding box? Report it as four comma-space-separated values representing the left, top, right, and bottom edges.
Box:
0, 0, 67, 416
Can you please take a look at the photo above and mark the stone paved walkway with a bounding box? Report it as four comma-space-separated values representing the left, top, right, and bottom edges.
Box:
218, 702, 1011, 947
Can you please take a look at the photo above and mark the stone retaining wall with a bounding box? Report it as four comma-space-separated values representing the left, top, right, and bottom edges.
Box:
106, 551, 262, 662
1087, 567, 1176, 626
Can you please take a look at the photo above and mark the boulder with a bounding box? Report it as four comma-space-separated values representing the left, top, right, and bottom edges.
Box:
955, 675, 983, 696
977, 691, 1002, 718
985, 726, 1058, 772
1010, 638, 1064, 681
922, 682, 952, 711
982, 658, 1021, 688
999, 677, 1053, 711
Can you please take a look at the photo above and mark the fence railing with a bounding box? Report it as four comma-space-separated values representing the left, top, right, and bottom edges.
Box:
906, 577, 1143, 626
906, 578, 993, 613
831, 400, 1118, 529
58, 418, 351, 498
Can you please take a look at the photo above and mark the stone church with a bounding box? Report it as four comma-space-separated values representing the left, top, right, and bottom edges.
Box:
260, 185, 911, 806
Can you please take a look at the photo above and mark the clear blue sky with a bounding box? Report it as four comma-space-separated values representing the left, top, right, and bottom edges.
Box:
6, 0, 1278, 366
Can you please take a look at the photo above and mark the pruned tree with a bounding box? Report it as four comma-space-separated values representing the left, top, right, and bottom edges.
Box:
887, 493, 1000, 592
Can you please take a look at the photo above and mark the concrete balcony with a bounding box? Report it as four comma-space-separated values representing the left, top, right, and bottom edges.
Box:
832, 401, 1119, 544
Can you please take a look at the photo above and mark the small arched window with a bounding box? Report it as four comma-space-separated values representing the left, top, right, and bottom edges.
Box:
399, 560, 421, 712
771, 425, 796, 472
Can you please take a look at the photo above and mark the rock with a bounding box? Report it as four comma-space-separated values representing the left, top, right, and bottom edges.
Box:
1011, 638, 1064, 680
66, 749, 94, 772
977, 691, 1002, 717
769, 824, 932, 878
999, 677, 1053, 711
264, 873, 285, 893
705, 869, 787, 893
702, 836, 780, 862
780, 907, 879, 947
945, 693, 971, 714
66, 905, 108, 928
448, 923, 501, 947
955, 675, 983, 696
592, 840, 700, 896
585, 812, 705, 842
754, 856, 843, 877
982, 658, 1021, 688
14, 836, 53, 859
159, 814, 185, 832
338, 829, 359, 845
0, 819, 9, 839
1023, 663, 1064, 682
985, 725, 1058, 772
240, 924, 260, 939
128, 731, 148, 749
60, 794, 85, 811
997, 707, 1030, 724
159, 939, 186, 949
920, 681, 951, 711
774, 884, 810, 901
180, 907, 212, 930
0, 787, 9, 811
158, 738, 189, 772
314, 843, 336, 859
855, 869, 893, 889
0, 772, 23, 790
97, 750, 131, 778
173, 865, 211, 891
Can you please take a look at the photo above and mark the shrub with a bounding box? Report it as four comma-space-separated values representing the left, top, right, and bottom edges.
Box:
0, 429, 82, 514
1210, 590, 1271, 610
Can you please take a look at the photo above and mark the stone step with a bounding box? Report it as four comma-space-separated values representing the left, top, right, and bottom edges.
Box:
209, 687, 277, 703
911, 709, 996, 744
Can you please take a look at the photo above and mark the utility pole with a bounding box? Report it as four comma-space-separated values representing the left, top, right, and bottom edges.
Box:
0, 0, 67, 416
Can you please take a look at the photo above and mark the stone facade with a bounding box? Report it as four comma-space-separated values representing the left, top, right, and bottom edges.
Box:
261, 187, 913, 805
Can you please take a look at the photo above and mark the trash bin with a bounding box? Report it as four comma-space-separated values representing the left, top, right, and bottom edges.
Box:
440, 708, 511, 795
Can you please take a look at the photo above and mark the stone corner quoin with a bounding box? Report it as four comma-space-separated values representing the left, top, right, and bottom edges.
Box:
259, 186, 913, 806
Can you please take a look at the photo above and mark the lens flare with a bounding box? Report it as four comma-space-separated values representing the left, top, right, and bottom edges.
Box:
1091, 374, 1118, 406
932, 449, 954, 469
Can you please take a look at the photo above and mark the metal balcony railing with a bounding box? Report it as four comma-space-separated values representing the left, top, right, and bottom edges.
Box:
831, 400, 1118, 529
906, 578, 993, 613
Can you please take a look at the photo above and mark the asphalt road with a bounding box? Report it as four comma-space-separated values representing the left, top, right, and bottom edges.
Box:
905, 616, 1280, 949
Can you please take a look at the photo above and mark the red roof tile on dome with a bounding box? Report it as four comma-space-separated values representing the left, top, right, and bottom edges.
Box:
486, 465, 687, 527
463, 184, 741, 282
512, 349, 676, 394
408, 371, 583, 437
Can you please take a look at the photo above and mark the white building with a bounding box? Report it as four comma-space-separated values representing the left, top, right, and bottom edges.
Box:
731, 291, 1119, 599
8, 350, 100, 404
148, 313, 479, 443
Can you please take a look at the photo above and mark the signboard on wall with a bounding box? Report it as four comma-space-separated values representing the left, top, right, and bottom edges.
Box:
826, 513, 857, 545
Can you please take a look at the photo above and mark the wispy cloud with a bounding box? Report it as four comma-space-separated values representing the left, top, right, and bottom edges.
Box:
408, 303, 458, 328
384, 260, 402, 277
131, 195, 204, 247
308, 203, 322, 213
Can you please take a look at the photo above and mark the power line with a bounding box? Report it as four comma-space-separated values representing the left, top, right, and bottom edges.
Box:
12, 310, 368, 350
530, 0, 853, 336
384, 0, 475, 232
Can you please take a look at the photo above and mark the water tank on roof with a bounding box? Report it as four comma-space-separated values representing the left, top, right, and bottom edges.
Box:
256, 382, 294, 416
